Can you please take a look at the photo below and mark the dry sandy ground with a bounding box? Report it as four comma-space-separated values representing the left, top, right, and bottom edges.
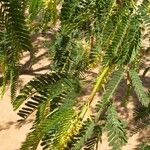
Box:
0, 33, 149, 150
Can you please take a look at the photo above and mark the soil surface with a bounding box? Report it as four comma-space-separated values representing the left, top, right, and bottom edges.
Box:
0, 31, 149, 150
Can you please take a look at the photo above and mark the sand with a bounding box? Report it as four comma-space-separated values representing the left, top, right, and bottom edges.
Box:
0, 31, 149, 150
